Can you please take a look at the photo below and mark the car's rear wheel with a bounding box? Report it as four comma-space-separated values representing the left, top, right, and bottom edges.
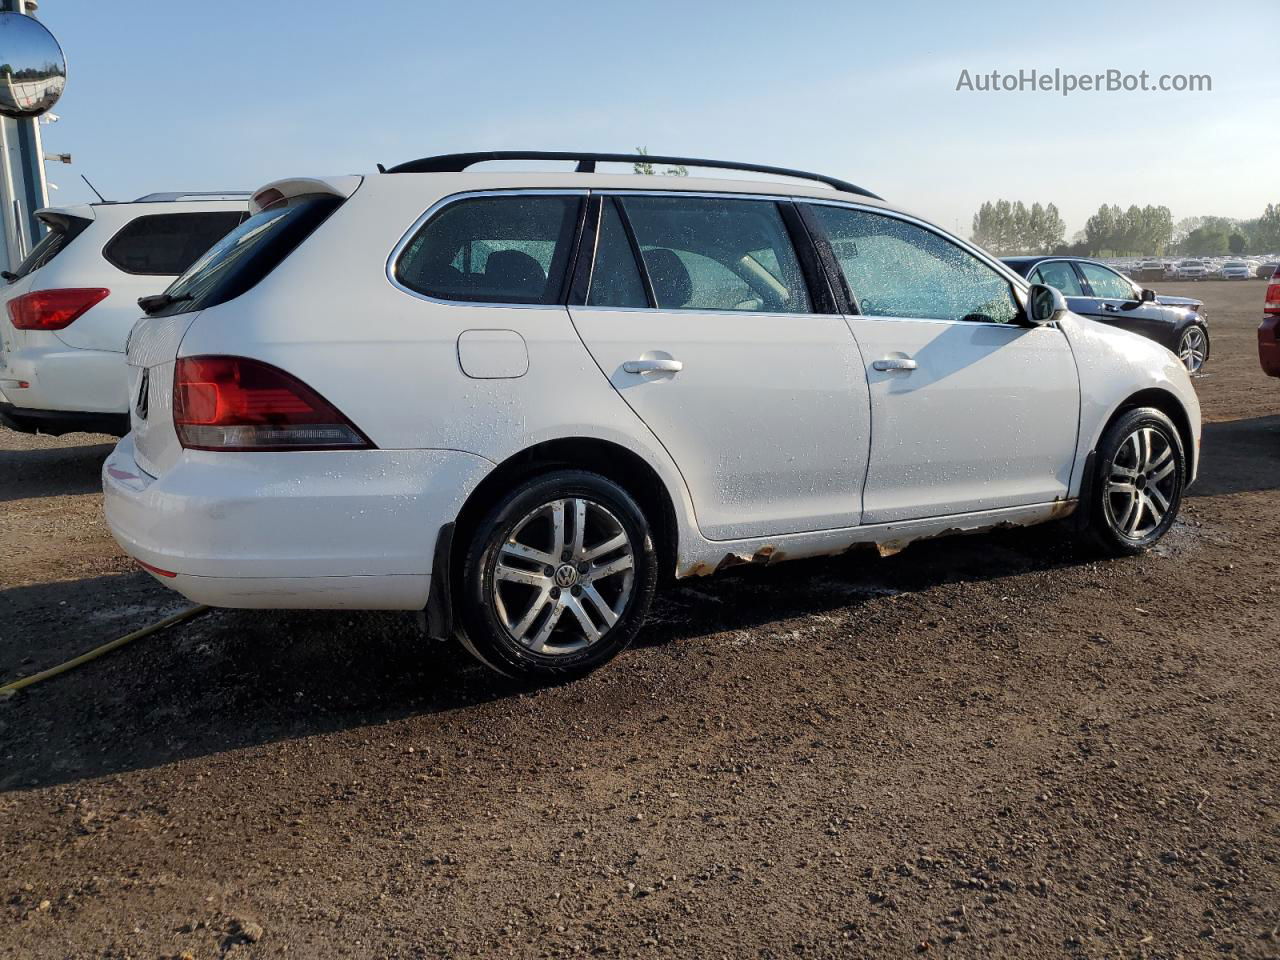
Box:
1176, 324, 1209, 373
458, 470, 657, 681
1085, 407, 1186, 556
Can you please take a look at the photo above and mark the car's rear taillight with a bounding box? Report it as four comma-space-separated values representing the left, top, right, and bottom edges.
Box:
1266, 268, 1280, 316
7, 287, 109, 330
173, 355, 372, 451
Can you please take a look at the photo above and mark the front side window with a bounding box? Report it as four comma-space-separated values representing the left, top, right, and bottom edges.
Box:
1029, 261, 1084, 297
807, 205, 1020, 324
614, 196, 811, 313
396, 194, 581, 305
103, 212, 245, 276
1077, 262, 1136, 301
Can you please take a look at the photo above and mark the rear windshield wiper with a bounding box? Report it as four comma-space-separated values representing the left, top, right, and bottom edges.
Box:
137, 292, 192, 315
1, 270, 18, 283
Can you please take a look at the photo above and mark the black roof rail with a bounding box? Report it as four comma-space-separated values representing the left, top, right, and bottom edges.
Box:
382, 151, 882, 200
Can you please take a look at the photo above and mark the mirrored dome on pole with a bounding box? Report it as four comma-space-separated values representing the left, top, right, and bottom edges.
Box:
0, 11, 65, 119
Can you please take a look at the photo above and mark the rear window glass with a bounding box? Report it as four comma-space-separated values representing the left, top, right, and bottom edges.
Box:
103, 212, 245, 275
395, 194, 582, 305
146, 195, 342, 318
12, 215, 91, 279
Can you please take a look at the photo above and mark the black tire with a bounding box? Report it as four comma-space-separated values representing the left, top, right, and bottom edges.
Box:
457, 469, 658, 682
1174, 322, 1210, 373
1084, 407, 1186, 557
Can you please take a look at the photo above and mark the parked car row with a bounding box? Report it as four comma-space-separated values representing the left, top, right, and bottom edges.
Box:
1109, 256, 1279, 282
78, 151, 1205, 681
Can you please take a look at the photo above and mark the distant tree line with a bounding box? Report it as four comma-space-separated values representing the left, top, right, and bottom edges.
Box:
970, 200, 1065, 255
971, 199, 1280, 257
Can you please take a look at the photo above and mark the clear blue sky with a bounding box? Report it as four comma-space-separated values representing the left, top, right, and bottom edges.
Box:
38, 0, 1276, 237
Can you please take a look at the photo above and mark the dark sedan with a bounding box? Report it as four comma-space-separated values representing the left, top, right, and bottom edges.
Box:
1003, 256, 1209, 373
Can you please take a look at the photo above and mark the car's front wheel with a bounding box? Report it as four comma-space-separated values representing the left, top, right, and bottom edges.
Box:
1085, 407, 1186, 556
1176, 323, 1210, 373
458, 470, 658, 681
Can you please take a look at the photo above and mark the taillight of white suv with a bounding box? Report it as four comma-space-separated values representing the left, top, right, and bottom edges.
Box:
7, 287, 109, 330
172, 355, 371, 451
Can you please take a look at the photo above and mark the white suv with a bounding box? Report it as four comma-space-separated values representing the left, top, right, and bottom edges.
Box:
0, 193, 247, 435
103, 153, 1201, 681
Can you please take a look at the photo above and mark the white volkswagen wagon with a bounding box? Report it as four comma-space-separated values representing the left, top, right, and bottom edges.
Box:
103, 152, 1200, 681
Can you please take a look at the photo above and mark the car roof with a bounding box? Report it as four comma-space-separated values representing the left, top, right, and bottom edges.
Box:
344, 170, 900, 213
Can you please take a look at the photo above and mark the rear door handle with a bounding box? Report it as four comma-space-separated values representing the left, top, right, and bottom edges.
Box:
872, 357, 917, 372
623, 358, 683, 375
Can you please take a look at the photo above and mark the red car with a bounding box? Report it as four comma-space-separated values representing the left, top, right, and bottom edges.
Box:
1262, 266, 1280, 377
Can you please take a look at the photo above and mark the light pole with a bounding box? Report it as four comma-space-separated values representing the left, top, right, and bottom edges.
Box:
0, 0, 63, 271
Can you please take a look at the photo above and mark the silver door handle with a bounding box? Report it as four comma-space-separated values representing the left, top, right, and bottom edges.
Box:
623, 358, 683, 375
872, 357, 917, 371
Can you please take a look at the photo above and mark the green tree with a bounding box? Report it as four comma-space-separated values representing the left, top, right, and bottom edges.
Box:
633, 147, 687, 177
1183, 227, 1228, 256
1229, 233, 1246, 255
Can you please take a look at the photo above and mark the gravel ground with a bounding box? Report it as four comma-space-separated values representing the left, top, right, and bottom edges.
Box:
1, 281, 1277, 959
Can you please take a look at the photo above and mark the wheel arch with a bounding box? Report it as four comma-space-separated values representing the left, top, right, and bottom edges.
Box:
447, 437, 680, 606
1108, 387, 1197, 477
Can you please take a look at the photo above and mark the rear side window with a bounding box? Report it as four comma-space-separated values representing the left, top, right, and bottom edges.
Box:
13, 214, 91, 279
145, 194, 342, 318
807, 205, 1020, 324
616, 196, 811, 313
395, 194, 582, 304
103, 212, 245, 275
586, 199, 648, 308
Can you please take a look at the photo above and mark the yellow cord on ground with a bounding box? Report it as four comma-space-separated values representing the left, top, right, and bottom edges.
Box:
0, 604, 210, 697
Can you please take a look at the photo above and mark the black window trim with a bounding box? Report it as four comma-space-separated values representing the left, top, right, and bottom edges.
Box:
387, 188, 590, 309
100, 210, 248, 277
797, 198, 1038, 328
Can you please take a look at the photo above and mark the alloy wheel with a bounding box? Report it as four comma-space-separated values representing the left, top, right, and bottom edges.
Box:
1178, 326, 1207, 373
1103, 426, 1179, 541
491, 497, 636, 655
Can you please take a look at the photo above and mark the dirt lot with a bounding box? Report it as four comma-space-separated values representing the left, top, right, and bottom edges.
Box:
1, 282, 1277, 959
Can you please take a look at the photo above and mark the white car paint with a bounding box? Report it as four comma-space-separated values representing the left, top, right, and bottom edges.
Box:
0, 196, 246, 430
103, 169, 1201, 610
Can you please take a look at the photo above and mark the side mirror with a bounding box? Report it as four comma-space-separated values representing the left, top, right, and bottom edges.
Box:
1027, 283, 1068, 325
1140, 287, 1156, 302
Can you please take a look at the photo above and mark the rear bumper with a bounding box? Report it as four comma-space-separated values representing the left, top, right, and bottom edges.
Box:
102, 433, 494, 610
0, 401, 129, 436
1260, 315, 1280, 378
0, 342, 129, 416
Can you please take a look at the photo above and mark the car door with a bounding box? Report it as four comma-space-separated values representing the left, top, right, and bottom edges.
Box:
801, 203, 1079, 525
1072, 260, 1170, 344
567, 194, 871, 541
